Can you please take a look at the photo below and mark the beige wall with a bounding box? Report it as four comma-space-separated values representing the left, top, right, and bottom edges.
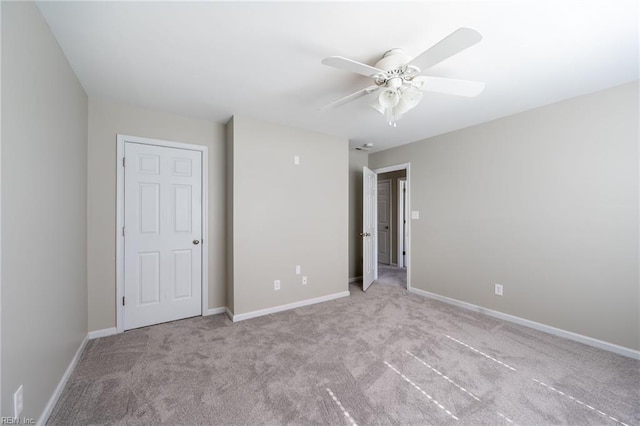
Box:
370, 82, 640, 351
349, 150, 368, 278
228, 116, 349, 315
87, 99, 226, 331
377, 170, 407, 265
1, 1, 88, 418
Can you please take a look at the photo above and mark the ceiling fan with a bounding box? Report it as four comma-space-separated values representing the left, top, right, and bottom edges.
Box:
321, 28, 485, 127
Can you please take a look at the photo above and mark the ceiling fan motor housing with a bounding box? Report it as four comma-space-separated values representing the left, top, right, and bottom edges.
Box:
376, 48, 412, 71
374, 49, 419, 88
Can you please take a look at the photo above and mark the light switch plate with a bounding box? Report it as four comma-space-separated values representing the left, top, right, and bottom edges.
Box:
411, 211, 420, 219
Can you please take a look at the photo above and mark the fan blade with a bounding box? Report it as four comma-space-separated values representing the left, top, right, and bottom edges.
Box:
413, 76, 484, 97
322, 56, 385, 78
321, 85, 381, 110
408, 28, 482, 72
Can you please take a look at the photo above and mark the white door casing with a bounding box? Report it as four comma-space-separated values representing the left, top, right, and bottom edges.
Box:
363, 167, 377, 291
119, 137, 206, 331
377, 179, 391, 265
398, 179, 407, 268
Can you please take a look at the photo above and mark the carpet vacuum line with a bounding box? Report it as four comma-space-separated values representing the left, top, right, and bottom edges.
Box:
384, 361, 459, 421
444, 334, 631, 426
405, 351, 481, 401
326, 388, 358, 426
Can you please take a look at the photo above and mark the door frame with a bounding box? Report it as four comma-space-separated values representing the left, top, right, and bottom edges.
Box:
398, 178, 407, 268
373, 163, 411, 291
377, 178, 392, 265
116, 134, 209, 333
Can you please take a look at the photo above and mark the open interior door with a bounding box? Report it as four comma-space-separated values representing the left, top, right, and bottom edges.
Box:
362, 167, 377, 291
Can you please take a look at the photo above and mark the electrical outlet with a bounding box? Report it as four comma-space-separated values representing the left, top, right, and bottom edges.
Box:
274, 280, 280, 291
14, 385, 23, 417
294, 155, 300, 165
495, 283, 503, 296
295, 265, 301, 275
302, 276, 308, 285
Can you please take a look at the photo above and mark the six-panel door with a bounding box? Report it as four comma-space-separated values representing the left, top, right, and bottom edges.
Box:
124, 142, 202, 330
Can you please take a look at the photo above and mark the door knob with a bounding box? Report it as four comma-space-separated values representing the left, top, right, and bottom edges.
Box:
193, 240, 200, 245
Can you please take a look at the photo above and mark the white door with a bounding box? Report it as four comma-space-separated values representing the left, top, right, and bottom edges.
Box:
377, 180, 391, 265
362, 167, 377, 291
124, 142, 202, 330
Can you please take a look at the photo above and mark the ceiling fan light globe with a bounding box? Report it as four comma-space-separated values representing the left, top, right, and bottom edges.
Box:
395, 88, 423, 115
411, 75, 428, 89
394, 100, 410, 116
379, 89, 400, 108
404, 87, 423, 106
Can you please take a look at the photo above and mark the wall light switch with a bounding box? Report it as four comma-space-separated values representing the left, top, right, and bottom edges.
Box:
294, 155, 300, 165
411, 211, 420, 219
295, 265, 301, 275
302, 276, 308, 285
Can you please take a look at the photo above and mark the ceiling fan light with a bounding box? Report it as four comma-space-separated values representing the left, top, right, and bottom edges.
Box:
411, 75, 428, 90
379, 89, 400, 108
393, 88, 422, 116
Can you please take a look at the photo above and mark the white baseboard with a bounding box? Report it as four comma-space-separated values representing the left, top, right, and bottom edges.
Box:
230, 291, 350, 322
87, 327, 117, 339
225, 307, 234, 321
37, 335, 88, 426
348, 276, 362, 283
205, 307, 226, 316
408, 287, 640, 360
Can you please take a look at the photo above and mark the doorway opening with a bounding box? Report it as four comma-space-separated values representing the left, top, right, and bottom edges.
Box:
376, 168, 407, 289
362, 163, 410, 291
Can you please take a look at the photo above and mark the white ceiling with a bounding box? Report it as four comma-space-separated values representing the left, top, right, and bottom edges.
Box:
37, 1, 639, 153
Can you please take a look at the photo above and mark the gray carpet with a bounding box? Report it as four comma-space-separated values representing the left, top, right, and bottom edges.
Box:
48, 283, 639, 425
376, 263, 407, 289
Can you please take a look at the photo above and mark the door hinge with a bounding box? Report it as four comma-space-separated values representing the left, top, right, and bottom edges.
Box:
403, 251, 406, 255
122, 296, 125, 306
122, 227, 125, 237
122, 157, 126, 167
